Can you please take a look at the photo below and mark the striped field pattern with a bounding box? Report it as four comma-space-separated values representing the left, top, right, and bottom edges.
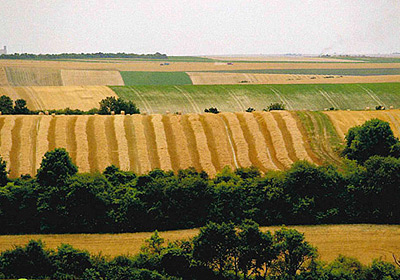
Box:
0, 112, 318, 178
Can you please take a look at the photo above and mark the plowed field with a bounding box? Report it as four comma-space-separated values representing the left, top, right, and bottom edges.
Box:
0, 86, 116, 111
0, 112, 319, 178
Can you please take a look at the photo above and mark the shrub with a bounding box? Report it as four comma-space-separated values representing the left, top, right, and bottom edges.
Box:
263, 102, 285, 111
204, 107, 220, 114
246, 107, 255, 112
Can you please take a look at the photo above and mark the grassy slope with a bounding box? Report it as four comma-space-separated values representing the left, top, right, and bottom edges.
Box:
120, 71, 193, 86
1, 224, 399, 264
296, 111, 343, 166
208, 68, 400, 76
111, 83, 400, 113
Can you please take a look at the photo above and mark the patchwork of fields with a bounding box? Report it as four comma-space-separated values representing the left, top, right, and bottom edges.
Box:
0, 224, 399, 264
0, 112, 321, 178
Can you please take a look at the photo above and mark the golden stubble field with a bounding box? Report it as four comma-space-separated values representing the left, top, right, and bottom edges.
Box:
0, 111, 319, 178
188, 72, 400, 85
0, 225, 399, 264
1, 59, 400, 72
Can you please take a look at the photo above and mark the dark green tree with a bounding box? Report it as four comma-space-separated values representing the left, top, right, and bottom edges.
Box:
342, 119, 399, 163
0, 95, 14, 114
272, 227, 317, 279
192, 221, 239, 275
14, 98, 30, 114
53, 244, 92, 279
0, 156, 8, 187
36, 148, 78, 186
99, 96, 140, 115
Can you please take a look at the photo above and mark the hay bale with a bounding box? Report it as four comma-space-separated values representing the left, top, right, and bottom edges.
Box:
45, 111, 49, 115
39, 112, 44, 115
365, 107, 370, 110
166, 110, 170, 114
390, 106, 394, 109
120, 110, 125, 115
51, 113, 56, 117
111, 111, 115, 115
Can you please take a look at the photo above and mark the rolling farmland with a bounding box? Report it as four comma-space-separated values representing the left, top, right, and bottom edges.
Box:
121, 71, 192, 85
112, 83, 400, 113
0, 111, 319, 178
0, 224, 399, 265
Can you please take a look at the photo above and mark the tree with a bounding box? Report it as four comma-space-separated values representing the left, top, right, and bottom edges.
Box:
99, 96, 140, 115
342, 119, 399, 163
0, 156, 8, 187
204, 107, 220, 114
36, 148, 78, 186
192, 221, 239, 275
14, 99, 30, 114
272, 227, 317, 279
0, 95, 14, 114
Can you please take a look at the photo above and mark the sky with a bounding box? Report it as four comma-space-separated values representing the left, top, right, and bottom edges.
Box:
0, 0, 399, 55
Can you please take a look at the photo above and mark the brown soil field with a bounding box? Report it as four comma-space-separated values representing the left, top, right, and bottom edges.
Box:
0, 112, 320, 178
325, 109, 400, 139
0, 224, 398, 265
1, 59, 400, 72
61, 70, 124, 86
0, 86, 116, 111
188, 72, 400, 85
204, 56, 362, 62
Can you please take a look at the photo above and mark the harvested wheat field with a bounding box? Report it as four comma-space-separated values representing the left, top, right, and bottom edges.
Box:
60, 70, 124, 86
1, 59, 400, 72
325, 109, 400, 139
0, 224, 398, 264
5, 67, 63, 86
0, 86, 116, 111
187, 72, 400, 85
0, 67, 9, 86
0, 112, 320, 178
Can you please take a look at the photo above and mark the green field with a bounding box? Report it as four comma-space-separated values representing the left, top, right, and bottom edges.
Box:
210, 68, 400, 76
120, 71, 193, 85
110, 83, 400, 113
331, 56, 400, 63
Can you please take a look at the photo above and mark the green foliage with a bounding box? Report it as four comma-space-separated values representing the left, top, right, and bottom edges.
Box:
14, 98, 30, 114
0, 240, 54, 278
53, 244, 92, 279
0, 95, 14, 114
142, 231, 165, 255
326, 255, 365, 280
0, 156, 8, 187
264, 102, 286, 111
246, 107, 255, 112
99, 96, 140, 115
343, 119, 400, 163
272, 227, 317, 278
0, 52, 167, 60
204, 107, 220, 114
366, 259, 400, 280
36, 148, 78, 186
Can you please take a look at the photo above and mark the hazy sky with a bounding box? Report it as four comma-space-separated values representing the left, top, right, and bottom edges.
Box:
0, 0, 399, 55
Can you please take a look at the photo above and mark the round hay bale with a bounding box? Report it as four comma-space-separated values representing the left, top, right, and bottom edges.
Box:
111, 111, 115, 115
121, 110, 125, 115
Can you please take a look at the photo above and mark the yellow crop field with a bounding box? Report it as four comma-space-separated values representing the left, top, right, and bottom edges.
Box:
187, 72, 400, 85
5, 67, 63, 86
60, 70, 124, 86
0, 86, 116, 111
0, 67, 9, 86
0, 112, 320, 178
325, 109, 400, 139
0, 224, 398, 264
1, 59, 400, 72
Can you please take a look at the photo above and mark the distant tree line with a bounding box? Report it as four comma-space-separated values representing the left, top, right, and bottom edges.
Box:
0, 119, 399, 235
1, 224, 399, 280
0, 95, 140, 115
0, 52, 167, 60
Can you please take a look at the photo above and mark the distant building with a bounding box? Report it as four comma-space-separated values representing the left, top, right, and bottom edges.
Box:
0, 46, 7, 55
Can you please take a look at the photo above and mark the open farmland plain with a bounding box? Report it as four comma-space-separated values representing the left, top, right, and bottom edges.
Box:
0, 111, 321, 178
0, 224, 399, 265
